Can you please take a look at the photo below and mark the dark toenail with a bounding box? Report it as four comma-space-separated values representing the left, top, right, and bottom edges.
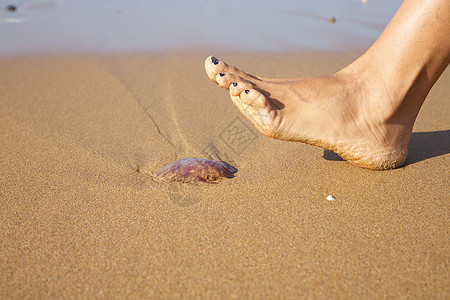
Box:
233, 83, 238, 87
211, 56, 219, 65
245, 90, 250, 94
219, 73, 225, 77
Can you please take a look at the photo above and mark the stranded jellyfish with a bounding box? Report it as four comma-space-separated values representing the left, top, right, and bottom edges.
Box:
153, 158, 237, 184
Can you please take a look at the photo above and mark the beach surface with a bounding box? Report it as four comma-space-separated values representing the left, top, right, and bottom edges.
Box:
0, 51, 449, 299
0, 0, 448, 298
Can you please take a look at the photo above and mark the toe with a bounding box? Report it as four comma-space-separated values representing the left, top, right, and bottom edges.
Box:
205, 56, 227, 83
205, 55, 258, 84
205, 55, 265, 84
229, 81, 253, 96
215, 73, 242, 89
230, 92, 273, 135
240, 89, 269, 109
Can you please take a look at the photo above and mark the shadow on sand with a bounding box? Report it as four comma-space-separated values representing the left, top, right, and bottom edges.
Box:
323, 130, 450, 167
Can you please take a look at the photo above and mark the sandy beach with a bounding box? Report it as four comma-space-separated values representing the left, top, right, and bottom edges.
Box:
1, 0, 449, 298
0, 50, 448, 299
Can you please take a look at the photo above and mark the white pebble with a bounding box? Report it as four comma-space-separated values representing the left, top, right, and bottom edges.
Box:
326, 195, 336, 201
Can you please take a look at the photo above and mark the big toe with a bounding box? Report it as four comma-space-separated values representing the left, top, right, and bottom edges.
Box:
230, 88, 275, 135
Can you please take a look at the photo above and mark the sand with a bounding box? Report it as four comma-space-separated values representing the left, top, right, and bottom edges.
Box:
0, 51, 448, 299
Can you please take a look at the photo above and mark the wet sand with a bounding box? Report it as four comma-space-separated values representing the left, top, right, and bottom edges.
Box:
0, 0, 402, 54
0, 51, 449, 299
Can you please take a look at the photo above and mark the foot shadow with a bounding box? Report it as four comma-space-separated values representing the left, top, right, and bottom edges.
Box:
323, 149, 344, 161
405, 130, 450, 166
323, 130, 450, 166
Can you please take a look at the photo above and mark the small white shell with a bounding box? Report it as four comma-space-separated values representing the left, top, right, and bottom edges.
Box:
326, 195, 336, 201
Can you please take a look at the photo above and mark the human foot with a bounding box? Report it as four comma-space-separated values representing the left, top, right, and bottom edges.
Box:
204, 56, 411, 170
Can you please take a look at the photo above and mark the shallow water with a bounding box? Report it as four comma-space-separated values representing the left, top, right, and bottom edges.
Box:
0, 0, 402, 55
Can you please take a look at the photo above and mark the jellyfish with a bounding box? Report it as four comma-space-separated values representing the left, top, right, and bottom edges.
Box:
153, 158, 237, 184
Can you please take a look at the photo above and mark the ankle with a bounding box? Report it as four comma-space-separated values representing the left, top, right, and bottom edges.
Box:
337, 56, 408, 120
334, 61, 415, 148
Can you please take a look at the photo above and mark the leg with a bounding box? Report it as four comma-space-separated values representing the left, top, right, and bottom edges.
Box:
204, 0, 450, 170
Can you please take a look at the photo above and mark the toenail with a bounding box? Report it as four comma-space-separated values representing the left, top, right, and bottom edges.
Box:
245, 90, 250, 94
211, 56, 219, 65
219, 73, 225, 77
233, 83, 238, 87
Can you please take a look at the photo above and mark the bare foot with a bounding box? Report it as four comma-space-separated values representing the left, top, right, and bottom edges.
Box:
205, 56, 411, 170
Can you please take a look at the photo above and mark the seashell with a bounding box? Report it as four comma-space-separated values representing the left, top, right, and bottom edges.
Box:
153, 158, 237, 184
326, 195, 336, 201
